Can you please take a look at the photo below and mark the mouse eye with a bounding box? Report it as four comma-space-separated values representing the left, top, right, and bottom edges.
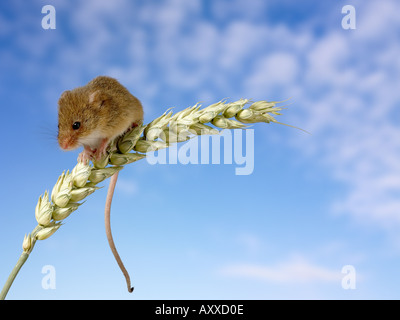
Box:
72, 122, 81, 130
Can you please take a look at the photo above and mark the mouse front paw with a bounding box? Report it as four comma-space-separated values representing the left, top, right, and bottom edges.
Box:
78, 148, 95, 164
92, 138, 110, 160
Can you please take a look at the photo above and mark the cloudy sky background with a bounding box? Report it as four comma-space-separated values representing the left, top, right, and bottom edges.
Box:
1, 0, 400, 299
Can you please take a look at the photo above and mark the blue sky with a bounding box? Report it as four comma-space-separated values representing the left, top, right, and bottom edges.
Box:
1, 0, 400, 299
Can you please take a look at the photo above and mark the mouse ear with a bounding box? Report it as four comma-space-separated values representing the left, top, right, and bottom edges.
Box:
59, 90, 71, 101
89, 90, 109, 107
58, 91, 71, 110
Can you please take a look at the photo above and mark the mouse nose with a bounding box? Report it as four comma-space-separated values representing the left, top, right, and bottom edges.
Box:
59, 137, 73, 150
59, 140, 69, 150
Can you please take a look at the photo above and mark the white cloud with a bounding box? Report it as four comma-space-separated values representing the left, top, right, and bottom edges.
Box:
245, 52, 300, 97
0, 11, 11, 37
239, 0, 400, 231
115, 177, 139, 195
356, 0, 400, 40
220, 256, 342, 284
305, 32, 351, 87
236, 233, 262, 254
300, 20, 400, 230
218, 21, 268, 70
211, 0, 268, 22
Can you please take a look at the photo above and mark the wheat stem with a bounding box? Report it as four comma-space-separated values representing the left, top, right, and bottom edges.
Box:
0, 252, 30, 300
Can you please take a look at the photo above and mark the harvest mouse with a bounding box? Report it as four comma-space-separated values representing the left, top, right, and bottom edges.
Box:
57, 76, 143, 293
58, 75, 143, 163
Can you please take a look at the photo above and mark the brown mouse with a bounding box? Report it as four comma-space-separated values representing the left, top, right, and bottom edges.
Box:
58, 75, 143, 163
57, 76, 143, 293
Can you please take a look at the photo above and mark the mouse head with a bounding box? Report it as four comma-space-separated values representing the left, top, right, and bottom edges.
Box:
57, 89, 109, 151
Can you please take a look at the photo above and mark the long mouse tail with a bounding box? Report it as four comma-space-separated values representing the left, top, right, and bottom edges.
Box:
105, 171, 134, 293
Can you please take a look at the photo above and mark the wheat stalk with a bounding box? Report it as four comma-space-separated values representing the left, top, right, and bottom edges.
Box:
0, 98, 297, 299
